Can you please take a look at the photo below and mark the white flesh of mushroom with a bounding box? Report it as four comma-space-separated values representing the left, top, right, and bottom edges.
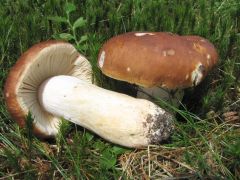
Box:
38, 75, 174, 147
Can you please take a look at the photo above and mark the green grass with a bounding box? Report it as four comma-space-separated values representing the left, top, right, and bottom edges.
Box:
0, 0, 240, 179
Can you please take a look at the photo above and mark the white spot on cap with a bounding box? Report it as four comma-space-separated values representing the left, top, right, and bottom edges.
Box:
167, 49, 175, 56
162, 51, 167, 57
191, 63, 205, 86
134, 33, 155, 36
185, 74, 189, 80
127, 67, 131, 72
5, 92, 9, 98
99, 51, 105, 68
162, 49, 175, 56
207, 54, 211, 60
206, 54, 211, 65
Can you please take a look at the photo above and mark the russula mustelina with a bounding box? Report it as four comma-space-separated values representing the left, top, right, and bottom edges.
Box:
4, 40, 174, 148
97, 32, 219, 106
4, 40, 92, 137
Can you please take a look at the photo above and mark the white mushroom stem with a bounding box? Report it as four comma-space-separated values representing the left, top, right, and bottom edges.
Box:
137, 87, 184, 108
38, 75, 174, 148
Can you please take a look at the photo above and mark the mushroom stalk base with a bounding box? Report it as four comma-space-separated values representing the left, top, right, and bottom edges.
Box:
38, 75, 174, 148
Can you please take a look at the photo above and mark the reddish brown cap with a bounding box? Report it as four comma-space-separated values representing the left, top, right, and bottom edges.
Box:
97, 32, 218, 89
4, 40, 92, 138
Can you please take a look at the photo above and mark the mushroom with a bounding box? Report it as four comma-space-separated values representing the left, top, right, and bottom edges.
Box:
97, 32, 219, 107
4, 40, 92, 138
4, 40, 174, 148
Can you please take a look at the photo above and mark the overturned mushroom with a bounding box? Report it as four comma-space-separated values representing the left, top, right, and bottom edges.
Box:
4, 40, 174, 148
97, 32, 218, 106
4, 41, 92, 137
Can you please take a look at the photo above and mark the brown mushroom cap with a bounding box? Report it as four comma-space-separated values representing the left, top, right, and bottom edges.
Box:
4, 40, 92, 138
97, 32, 218, 89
